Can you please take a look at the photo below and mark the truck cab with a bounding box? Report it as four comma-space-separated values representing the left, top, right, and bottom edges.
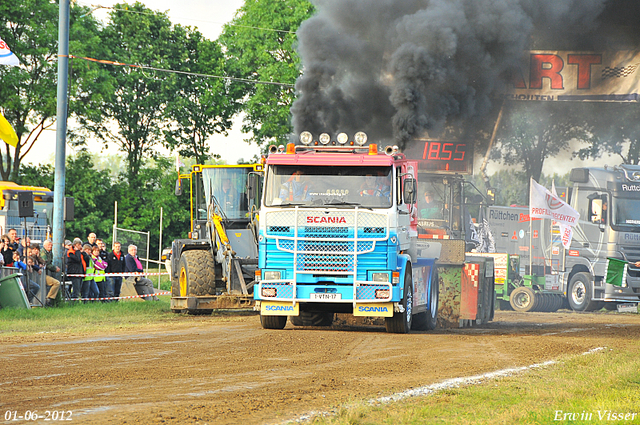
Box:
255, 132, 440, 333
564, 165, 640, 309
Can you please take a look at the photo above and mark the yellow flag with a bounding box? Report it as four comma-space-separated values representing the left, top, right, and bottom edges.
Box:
0, 113, 18, 147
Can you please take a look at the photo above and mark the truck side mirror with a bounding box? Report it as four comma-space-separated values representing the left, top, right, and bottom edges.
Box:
403, 178, 417, 204
175, 178, 183, 196
247, 173, 258, 200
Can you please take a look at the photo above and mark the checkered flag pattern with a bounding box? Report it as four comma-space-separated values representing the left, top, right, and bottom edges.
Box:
601, 63, 639, 79
464, 263, 479, 288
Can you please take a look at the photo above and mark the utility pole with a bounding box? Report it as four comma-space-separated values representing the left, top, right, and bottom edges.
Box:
52, 0, 70, 270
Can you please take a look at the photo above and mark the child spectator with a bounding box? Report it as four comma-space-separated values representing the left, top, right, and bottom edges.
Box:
91, 245, 108, 301
82, 244, 99, 301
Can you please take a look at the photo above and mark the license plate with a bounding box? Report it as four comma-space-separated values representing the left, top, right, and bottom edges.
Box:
310, 293, 341, 300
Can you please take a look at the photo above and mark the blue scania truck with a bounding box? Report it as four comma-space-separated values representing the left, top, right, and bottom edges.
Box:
254, 132, 495, 332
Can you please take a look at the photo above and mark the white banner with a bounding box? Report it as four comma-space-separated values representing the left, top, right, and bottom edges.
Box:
0, 37, 19, 67
551, 181, 574, 249
530, 178, 579, 249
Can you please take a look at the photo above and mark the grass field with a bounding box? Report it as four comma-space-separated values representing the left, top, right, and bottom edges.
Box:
0, 296, 175, 336
310, 344, 640, 425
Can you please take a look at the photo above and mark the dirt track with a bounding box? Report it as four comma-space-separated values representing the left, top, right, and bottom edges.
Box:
1, 310, 639, 425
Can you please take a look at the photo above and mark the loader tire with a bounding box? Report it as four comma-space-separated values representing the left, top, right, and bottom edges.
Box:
178, 250, 216, 297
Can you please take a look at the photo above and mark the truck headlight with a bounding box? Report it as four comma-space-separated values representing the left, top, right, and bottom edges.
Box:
372, 272, 390, 282
264, 271, 281, 280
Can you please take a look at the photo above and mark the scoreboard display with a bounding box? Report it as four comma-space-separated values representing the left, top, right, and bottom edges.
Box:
403, 139, 473, 175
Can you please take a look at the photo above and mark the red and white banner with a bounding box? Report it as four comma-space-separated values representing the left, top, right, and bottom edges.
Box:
505, 50, 640, 102
530, 179, 579, 249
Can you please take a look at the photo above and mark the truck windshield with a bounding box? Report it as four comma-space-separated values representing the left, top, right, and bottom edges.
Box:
264, 165, 393, 208
612, 196, 640, 227
201, 167, 251, 220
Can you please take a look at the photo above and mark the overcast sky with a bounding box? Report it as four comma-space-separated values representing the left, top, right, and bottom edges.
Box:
34, 0, 259, 166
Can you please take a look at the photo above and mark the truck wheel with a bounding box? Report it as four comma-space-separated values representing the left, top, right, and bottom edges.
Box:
412, 270, 438, 331
509, 286, 537, 312
178, 250, 216, 297
290, 312, 334, 326
260, 314, 287, 329
568, 272, 599, 311
386, 264, 413, 334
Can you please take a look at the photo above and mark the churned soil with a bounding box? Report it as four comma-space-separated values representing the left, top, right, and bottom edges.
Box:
1, 310, 639, 424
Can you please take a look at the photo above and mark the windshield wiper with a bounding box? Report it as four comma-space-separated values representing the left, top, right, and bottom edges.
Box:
324, 200, 361, 206
276, 202, 306, 207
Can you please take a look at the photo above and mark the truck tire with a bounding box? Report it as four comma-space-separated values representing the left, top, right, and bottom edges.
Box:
260, 314, 287, 329
509, 286, 537, 312
568, 272, 599, 311
386, 264, 413, 334
178, 250, 216, 297
290, 312, 334, 327
412, 270, 438, 331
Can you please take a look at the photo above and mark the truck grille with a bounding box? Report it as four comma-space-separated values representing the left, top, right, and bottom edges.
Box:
620, 245, 640, 263
264, 209, 389, 275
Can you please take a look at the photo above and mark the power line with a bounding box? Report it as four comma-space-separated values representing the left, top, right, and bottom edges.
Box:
79, 3, 297, 35
65, 54, 296, 88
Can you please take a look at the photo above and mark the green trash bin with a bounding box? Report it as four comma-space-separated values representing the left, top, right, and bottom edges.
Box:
0, 273, 31, 309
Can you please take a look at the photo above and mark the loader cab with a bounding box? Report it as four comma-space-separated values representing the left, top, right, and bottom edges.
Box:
177, 164, 263, 236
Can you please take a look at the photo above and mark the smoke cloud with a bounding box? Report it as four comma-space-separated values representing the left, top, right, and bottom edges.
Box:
291, 0, 609, 148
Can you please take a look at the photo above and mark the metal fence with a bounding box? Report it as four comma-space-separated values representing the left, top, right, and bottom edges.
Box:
113, 226, 150, 270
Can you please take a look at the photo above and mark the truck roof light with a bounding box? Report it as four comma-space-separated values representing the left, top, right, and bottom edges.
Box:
300, 131, 313, 145
286, 143, 296, 154
319, 133, 331, 145
368, 144, 378, 155
354, 131, 367, 146
337, 132, 349, 145
278, 144, 285, 152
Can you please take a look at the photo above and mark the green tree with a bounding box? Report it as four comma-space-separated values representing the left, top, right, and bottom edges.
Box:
80, 2, 187, 184
164, 29, 237, 164
491, 102, 594, 192
574, 103, 640, 165
63, 150, 116, 240
0, 0, 101, 181
219, 0, 314, 147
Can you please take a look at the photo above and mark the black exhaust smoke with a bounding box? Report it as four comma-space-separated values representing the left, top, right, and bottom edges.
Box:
291, 0, 610, 148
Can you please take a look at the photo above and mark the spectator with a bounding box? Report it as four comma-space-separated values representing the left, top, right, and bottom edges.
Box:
124, 244, 158, 301
87, 233, 97, 248
106, 241, 125, 300
13, 251, 40, 303
0, 236, 9, 266
91, 245, 108, 300
66, 238, 86, 299
7, 228, 19, 250
31, 243, 60, 306
17, 236, 31, 257
82, 244, 99, 301
96, 239, 112, 299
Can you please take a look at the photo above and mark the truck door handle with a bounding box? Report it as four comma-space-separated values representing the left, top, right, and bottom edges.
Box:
583, 243, 589, 248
